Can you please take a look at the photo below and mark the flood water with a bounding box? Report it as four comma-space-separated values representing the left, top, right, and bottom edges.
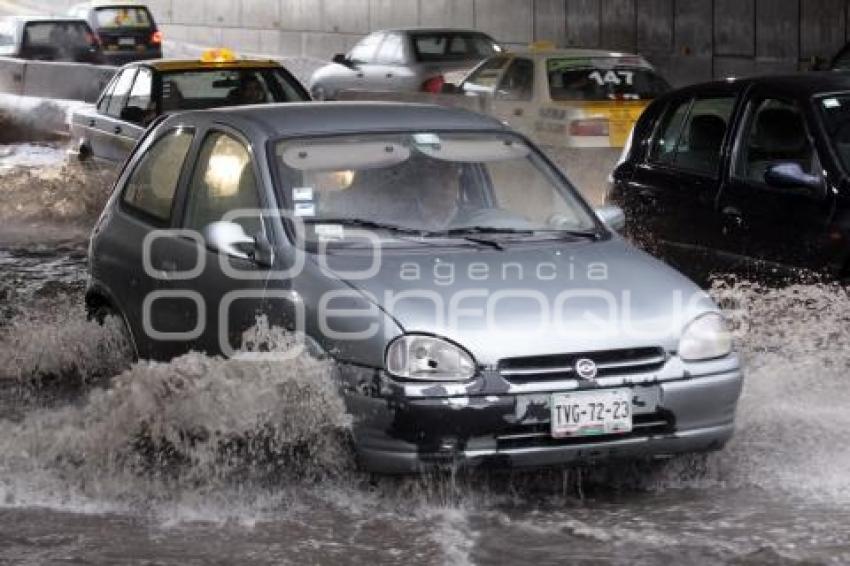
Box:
1, 144, 849, 565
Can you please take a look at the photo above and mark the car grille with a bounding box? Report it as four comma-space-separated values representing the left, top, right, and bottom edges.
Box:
498, 347, 667, 383
495, 412, 673, 450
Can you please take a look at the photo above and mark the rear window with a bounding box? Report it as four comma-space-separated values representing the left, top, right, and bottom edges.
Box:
22, 21, 96, 50
547, 58, 670, 101
412, 32, 499, 62
160, 67, 307, 111
94, 7, 152, 29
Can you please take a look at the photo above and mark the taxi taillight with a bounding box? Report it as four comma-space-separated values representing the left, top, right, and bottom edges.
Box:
569, 118, 610, 137
150, 30, 163, 44
421, 75, 445, 94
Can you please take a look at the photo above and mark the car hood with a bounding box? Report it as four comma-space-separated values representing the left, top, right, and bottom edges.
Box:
315, 238, 716, 366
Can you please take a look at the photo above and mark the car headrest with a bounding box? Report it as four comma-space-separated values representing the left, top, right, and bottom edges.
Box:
752, 107, 807, 154
689, 114, 727, 152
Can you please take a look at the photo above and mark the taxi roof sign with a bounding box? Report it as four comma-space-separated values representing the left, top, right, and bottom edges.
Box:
529, 40, 556, 51
200, 48, 237, 63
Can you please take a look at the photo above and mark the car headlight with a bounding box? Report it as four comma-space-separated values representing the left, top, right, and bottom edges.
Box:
386, 335, 476, 381
678, 313, 732, 361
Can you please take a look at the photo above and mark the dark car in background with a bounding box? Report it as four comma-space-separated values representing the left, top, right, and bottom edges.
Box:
0, 16, 102, 63
309, 28, 503, 99
70, 50, 310, 164
608, 74, 850, 282
68, 3, 161, 65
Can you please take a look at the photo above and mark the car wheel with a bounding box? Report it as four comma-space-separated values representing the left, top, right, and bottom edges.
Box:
76, 140, 92, 162
87, 300, 138, 362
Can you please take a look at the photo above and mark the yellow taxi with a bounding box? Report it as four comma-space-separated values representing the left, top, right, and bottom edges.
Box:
70, 48, 310, 163
457, 43, 671, 148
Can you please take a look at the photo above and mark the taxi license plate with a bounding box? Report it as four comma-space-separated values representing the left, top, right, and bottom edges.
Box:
551, 389, 632, 438
118, 37, 135, 46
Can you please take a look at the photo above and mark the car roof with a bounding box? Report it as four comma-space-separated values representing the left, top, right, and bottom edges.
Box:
375, 27, 494, 35
133, 59, 283, 72
669, 73, 850, 98
169, 101, 508, 139
510, 47, 649, 60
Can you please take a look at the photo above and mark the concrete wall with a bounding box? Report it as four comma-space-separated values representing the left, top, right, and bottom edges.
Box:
23, 0, 850, 86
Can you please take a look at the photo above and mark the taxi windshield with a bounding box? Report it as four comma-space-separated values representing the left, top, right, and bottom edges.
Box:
548, 57, 670, 101
160, 67, 307, 111
273, 132, 599, 246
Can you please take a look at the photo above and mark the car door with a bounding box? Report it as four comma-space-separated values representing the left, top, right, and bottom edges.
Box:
158, 128, 274, 356
97, 66, 145, 163
107, 126, 196, 360
623, 91, 738, 273
489, 57, 535, 137
371, 32, 412, 91
715, 93, 835, 274
342, 32, 384, 93
72, 71, 117, 158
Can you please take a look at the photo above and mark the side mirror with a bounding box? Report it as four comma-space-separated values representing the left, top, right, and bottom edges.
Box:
332, 53, 350, 66
764, 162, 824, 195
120, 105, 145, 125
595, 205, 626, 233
203, 221, 273, 266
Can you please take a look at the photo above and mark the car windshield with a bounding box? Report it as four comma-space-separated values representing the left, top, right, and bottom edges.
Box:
160, 67, 307, 111
94, 7, 152, 29
819, 94, 850, 172
22, 21, 96, 52
412, 32, 500, 62
548, 57, 670, 101
273, 131, 599, 247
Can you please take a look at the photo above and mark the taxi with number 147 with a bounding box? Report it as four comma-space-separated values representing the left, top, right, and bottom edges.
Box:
456, 43, 671, 148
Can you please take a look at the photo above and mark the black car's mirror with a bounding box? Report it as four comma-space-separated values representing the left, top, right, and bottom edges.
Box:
120, 105, 146, 125
595, 205, 626, 233
203, 221, 260, 262
764, 162, 824, 195
332, 53, 350, 66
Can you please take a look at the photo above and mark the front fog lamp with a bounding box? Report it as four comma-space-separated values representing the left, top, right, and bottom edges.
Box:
678, 313, 732, 361
386, 335, 475, 381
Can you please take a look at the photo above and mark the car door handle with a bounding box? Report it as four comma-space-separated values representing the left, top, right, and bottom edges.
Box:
114, 126, 122, 134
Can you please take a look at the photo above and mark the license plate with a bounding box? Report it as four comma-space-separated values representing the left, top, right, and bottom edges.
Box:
551, 389, 632, 438
118, 37, 135, 46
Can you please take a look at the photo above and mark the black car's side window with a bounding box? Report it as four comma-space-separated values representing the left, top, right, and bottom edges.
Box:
650, 96, 735, 176
732, 98, 821, 185
121, 129, 194, 222
106, 67, 137, 118
183, 132, 262, 237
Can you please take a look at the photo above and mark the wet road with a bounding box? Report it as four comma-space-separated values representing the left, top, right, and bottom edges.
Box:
1, 144, 849, 565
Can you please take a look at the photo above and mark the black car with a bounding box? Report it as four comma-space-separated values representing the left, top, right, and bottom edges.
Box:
608, 74, 850, 282
68, 3, 161, 65
0, 16, 102, 63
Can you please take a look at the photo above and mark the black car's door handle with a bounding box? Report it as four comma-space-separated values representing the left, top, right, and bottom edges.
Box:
114, 126, 122, 134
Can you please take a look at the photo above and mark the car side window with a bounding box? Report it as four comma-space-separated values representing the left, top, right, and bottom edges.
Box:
127, 67, 152, 111
732, 98, 821, 185
496, 58, 534, 101
463, 56, 509, 94
106, 68, 137, 118
184, 132, 262, 237
376, 33, 404, 65
97, 74, 119, 113
650, 96, 735, 176
122, 129, 194, 222
349, 32, 383, 65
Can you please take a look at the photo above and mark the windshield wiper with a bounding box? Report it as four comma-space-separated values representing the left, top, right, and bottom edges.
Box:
433, 226, 602, 241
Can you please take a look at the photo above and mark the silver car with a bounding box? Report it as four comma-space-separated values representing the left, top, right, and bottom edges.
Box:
309, 28, 502, 99
86, 102, 742, 473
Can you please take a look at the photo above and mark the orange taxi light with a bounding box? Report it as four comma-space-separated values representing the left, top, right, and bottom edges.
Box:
200, 48, 237, 63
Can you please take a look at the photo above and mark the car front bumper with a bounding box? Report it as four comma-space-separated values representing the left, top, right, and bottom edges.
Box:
342, 362, 743, 474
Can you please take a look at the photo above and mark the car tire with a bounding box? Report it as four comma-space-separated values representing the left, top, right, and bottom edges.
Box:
87, 301, 138, 362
